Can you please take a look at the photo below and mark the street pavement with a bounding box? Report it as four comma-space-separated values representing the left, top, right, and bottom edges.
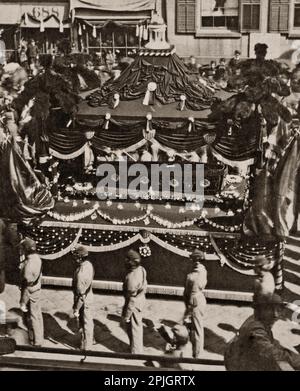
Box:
0, 233, 299, 368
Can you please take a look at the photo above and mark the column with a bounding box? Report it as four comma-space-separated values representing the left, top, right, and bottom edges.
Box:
260, 0, 269, 34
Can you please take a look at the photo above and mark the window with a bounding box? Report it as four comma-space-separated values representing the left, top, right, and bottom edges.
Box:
295, 1, 300, 27
269, 0, 289, 32
201, 0, 239, 30
176, 0, 196, 33
241, 1, 260, 31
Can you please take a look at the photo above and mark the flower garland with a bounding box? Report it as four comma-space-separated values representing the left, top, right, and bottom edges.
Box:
47, 202, 100, 222
96, 209, 149, 226
46, 199, 243, 232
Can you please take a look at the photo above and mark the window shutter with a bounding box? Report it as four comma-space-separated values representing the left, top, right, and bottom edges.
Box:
176, 0, 196, 33
269, 0, 289, 32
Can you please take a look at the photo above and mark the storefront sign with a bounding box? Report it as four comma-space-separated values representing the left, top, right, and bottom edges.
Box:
31, 6, 61, 20
23, 4, 68, 22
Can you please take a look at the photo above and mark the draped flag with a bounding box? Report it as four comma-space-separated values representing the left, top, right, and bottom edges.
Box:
244, 134, 300, 239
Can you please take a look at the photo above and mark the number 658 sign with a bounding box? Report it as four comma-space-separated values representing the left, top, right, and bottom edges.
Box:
31, 6, 61, 20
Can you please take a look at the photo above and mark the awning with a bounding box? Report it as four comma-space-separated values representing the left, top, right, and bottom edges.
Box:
70, 0, 156, 13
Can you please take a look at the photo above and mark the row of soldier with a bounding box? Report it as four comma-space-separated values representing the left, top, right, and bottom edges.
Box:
18, 237, 300, 370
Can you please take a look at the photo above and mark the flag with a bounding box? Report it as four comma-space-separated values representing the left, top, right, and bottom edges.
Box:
244, 133, 300, 239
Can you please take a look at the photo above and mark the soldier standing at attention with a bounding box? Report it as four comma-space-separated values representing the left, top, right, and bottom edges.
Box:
122, 249, 147, 354
19, 238, 44, 347
184, 249, 207, 358
72, 245, 95, 351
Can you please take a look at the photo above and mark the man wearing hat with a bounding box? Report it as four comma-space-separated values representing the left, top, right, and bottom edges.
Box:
253, 255, 275, 303
225, 293, 300, 371
72, 245, 94, 351
19, 237, 44, 346
122, 249, 147, 354
184, 249, 208, 358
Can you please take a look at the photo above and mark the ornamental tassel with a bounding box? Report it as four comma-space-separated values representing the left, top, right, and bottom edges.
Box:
143, 25, 149, 41
188, 117, 195, 133
104, 113, 111, 130
178, 95, 186, 111
84, 141, 95, 170
227, 119, 233, 136
143, 89, 151, 106
136, 24, 139, 37
92, 25, 97, 38
113, 93, 120, 109
40, 18, 45, 33
143, 82, 156, 106
139, 25, 143, 40
59, 19, 64, 33
24, 12, 29, 26
78, 24, 82, 36
146, 114, 153, 133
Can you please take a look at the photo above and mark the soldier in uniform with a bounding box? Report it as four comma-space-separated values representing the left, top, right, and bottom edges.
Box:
224, 293, 300, 371
19, 238, 44, 346
72, 245, 94, 351
122, 249, 147, 354
183, 249, 208, 358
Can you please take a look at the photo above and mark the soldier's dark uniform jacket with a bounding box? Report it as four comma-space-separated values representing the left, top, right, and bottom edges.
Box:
225, 315, 300, 371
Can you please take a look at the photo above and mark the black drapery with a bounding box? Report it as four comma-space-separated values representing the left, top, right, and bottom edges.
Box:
88, 54, 217, 111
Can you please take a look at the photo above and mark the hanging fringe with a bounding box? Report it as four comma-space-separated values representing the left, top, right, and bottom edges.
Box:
78, 24, 82, 36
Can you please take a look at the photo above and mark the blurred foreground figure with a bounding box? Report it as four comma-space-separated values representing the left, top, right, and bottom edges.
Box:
184, 249, 207, 358
253, 255, 275, 302
19, 238, 44, 346
122, 249, 147, 354
72, 245, 94, 350
224, 294, 300, 371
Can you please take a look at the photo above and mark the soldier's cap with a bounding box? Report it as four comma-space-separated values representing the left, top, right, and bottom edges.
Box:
72, 245, 89, 258
234, 50, 241, 55
172, 325, 189, 346
190, 249, 205, 262
18, 237, 37, 252
126, 249, 141, 263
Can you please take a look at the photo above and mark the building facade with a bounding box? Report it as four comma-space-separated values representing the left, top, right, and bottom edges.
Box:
1, 0, 300, 62
164, 0, 300, 62
0, 0, 70, 59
